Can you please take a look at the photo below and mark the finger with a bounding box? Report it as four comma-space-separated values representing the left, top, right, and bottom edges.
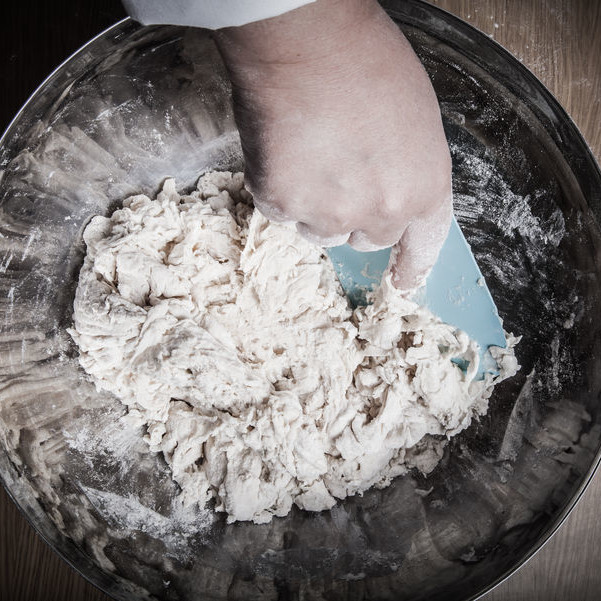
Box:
345, 191, 410, 252
251, 195, 292, 223
347, 229, 402, 252
244, 174, 296, 224
390, 196, 453, 292
296, 222, 351, 247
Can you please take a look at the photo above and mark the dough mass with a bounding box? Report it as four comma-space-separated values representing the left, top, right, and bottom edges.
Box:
70, 171, 518, 524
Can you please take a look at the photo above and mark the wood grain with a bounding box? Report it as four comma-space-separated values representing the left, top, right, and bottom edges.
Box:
431, 0, 601, 159
1, 1, 600, 600
0, 487, 109, 601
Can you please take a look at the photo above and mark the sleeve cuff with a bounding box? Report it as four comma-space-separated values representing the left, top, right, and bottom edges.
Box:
122, 0, 316, 30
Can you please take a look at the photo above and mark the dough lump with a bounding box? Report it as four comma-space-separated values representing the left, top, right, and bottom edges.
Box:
70, 171, 519, 524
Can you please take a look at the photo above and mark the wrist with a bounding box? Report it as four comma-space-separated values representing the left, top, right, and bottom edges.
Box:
215, 0, 379, 73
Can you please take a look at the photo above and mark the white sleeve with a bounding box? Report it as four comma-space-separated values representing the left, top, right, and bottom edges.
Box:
122, 0, 316, 30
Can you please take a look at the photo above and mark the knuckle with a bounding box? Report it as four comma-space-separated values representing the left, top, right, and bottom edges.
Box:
374, 190, 406, 221
321, 201, 354, 233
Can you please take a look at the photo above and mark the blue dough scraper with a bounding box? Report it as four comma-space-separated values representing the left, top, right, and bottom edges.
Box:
326, 217, 506, 380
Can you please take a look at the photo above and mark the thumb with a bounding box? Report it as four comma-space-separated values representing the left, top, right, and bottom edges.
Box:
390, 198, 452, 292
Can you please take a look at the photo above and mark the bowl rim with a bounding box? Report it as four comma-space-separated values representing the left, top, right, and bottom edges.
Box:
0, 3, 600, 601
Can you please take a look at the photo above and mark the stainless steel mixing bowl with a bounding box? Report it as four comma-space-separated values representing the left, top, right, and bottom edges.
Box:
1, 1, 601, 600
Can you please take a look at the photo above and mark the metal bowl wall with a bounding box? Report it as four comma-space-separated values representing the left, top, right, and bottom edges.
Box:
1, 1, 601, 600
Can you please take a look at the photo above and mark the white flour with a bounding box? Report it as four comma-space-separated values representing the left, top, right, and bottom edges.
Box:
69, 171, 519, 524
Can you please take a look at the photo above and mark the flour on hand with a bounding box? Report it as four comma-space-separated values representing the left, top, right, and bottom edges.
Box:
69, 171, 519, 524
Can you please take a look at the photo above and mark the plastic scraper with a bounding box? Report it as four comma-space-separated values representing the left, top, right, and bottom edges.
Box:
326, 217, 506, 380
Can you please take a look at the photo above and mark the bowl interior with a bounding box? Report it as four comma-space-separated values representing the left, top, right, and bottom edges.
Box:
1, 2, 601, 600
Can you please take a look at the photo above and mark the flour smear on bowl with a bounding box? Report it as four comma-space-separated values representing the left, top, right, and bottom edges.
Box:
69, 171, 519, 524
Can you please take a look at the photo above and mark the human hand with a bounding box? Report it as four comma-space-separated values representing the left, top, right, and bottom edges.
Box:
215, 0, 452, 290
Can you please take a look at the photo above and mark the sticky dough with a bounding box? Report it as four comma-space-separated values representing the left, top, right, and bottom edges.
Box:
70, 171, 519, 524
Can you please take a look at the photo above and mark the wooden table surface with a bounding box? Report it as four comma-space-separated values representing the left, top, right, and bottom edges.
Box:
1, 1, 600, 600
